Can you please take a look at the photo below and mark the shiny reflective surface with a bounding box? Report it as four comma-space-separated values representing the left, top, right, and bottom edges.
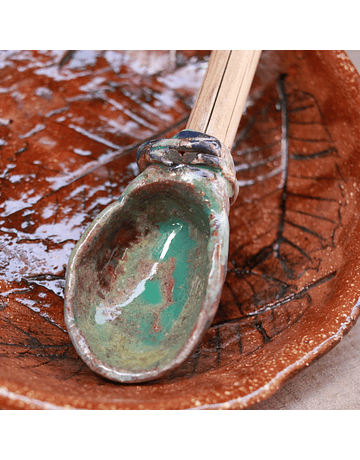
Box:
1, 51, 360, 409
65, 164, 230, 382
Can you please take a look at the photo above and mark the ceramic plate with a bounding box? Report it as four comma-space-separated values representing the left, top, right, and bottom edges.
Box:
0, 50, 359, 409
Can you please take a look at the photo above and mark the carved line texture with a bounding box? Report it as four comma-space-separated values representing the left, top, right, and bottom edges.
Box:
0, 54, 344, 385
167, 74, 344, 380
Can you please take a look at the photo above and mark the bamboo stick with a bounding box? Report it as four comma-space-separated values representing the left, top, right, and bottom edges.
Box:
187, 50, 261, 150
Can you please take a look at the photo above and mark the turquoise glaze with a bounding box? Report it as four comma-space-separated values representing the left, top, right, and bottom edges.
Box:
93, 218, 198, 349
65, 163, 231, 382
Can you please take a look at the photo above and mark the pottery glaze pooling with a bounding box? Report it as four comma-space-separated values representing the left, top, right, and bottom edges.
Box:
65, 162, 231, 382
3, 51, 360, 410
94, 218, 197, 328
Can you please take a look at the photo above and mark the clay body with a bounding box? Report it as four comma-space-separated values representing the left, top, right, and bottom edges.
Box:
0, 51, 360, 409
65, 155, 232, 382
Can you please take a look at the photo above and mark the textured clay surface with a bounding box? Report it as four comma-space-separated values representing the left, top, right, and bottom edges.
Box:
0, 50, 360, 409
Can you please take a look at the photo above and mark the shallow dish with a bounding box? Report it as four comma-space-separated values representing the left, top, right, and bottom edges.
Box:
0, 50, 359, 409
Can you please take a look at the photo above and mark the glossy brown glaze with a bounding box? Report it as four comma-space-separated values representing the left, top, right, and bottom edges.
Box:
0, 50, 360, 409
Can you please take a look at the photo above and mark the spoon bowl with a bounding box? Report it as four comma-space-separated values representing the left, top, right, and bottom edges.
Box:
65, 163, 230, 382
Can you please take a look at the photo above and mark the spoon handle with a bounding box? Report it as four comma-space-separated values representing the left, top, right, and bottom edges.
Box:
186, 50, 261, 150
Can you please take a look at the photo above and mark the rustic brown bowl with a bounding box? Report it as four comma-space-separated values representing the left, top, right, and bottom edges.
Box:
0, 50, 359, 409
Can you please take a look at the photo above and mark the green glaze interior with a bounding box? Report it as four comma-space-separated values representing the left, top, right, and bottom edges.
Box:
71, 181, 212, 374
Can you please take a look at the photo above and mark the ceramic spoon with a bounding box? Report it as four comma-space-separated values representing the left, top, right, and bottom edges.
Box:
64, 50, 262, 383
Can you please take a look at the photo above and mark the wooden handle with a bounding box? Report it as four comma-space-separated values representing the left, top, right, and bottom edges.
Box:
187, 50, 261, 150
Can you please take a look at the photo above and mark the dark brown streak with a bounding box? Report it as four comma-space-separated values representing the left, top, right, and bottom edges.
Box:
23, 274, 65, 281
286, 208, 336, 224
2, 116, 189, 220
214, 328, 222, 366
58, 50, 76, 68
0, 342, 72, 349
275, 74, 289, 251
288, 103, 316, 113
236, 324, 243, 354
290, 147, 337, 160
232, 98, 278, 148
21, 358, 55, 370
284, 219, 326, 241
290, 90, 334, 142
232, 245, 274, 276
61, 361, 87, 381
211, 271, 337, 327
335, 162, 347, 183
286, 192, 337, 202
229, 223, 279, 261
0, 317, 42, 346
224, 279, 244, 315
30, 163, 69, 175
254, 321, 271, 344
244, 275, 261, 309
289, 120, 325, 126
280, 236, 312, 261
288, 174, 340, 182
189, 345, 201, 377
288, 136, 331, 143
243, 270, 292, 301
42, 115, 189, 199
